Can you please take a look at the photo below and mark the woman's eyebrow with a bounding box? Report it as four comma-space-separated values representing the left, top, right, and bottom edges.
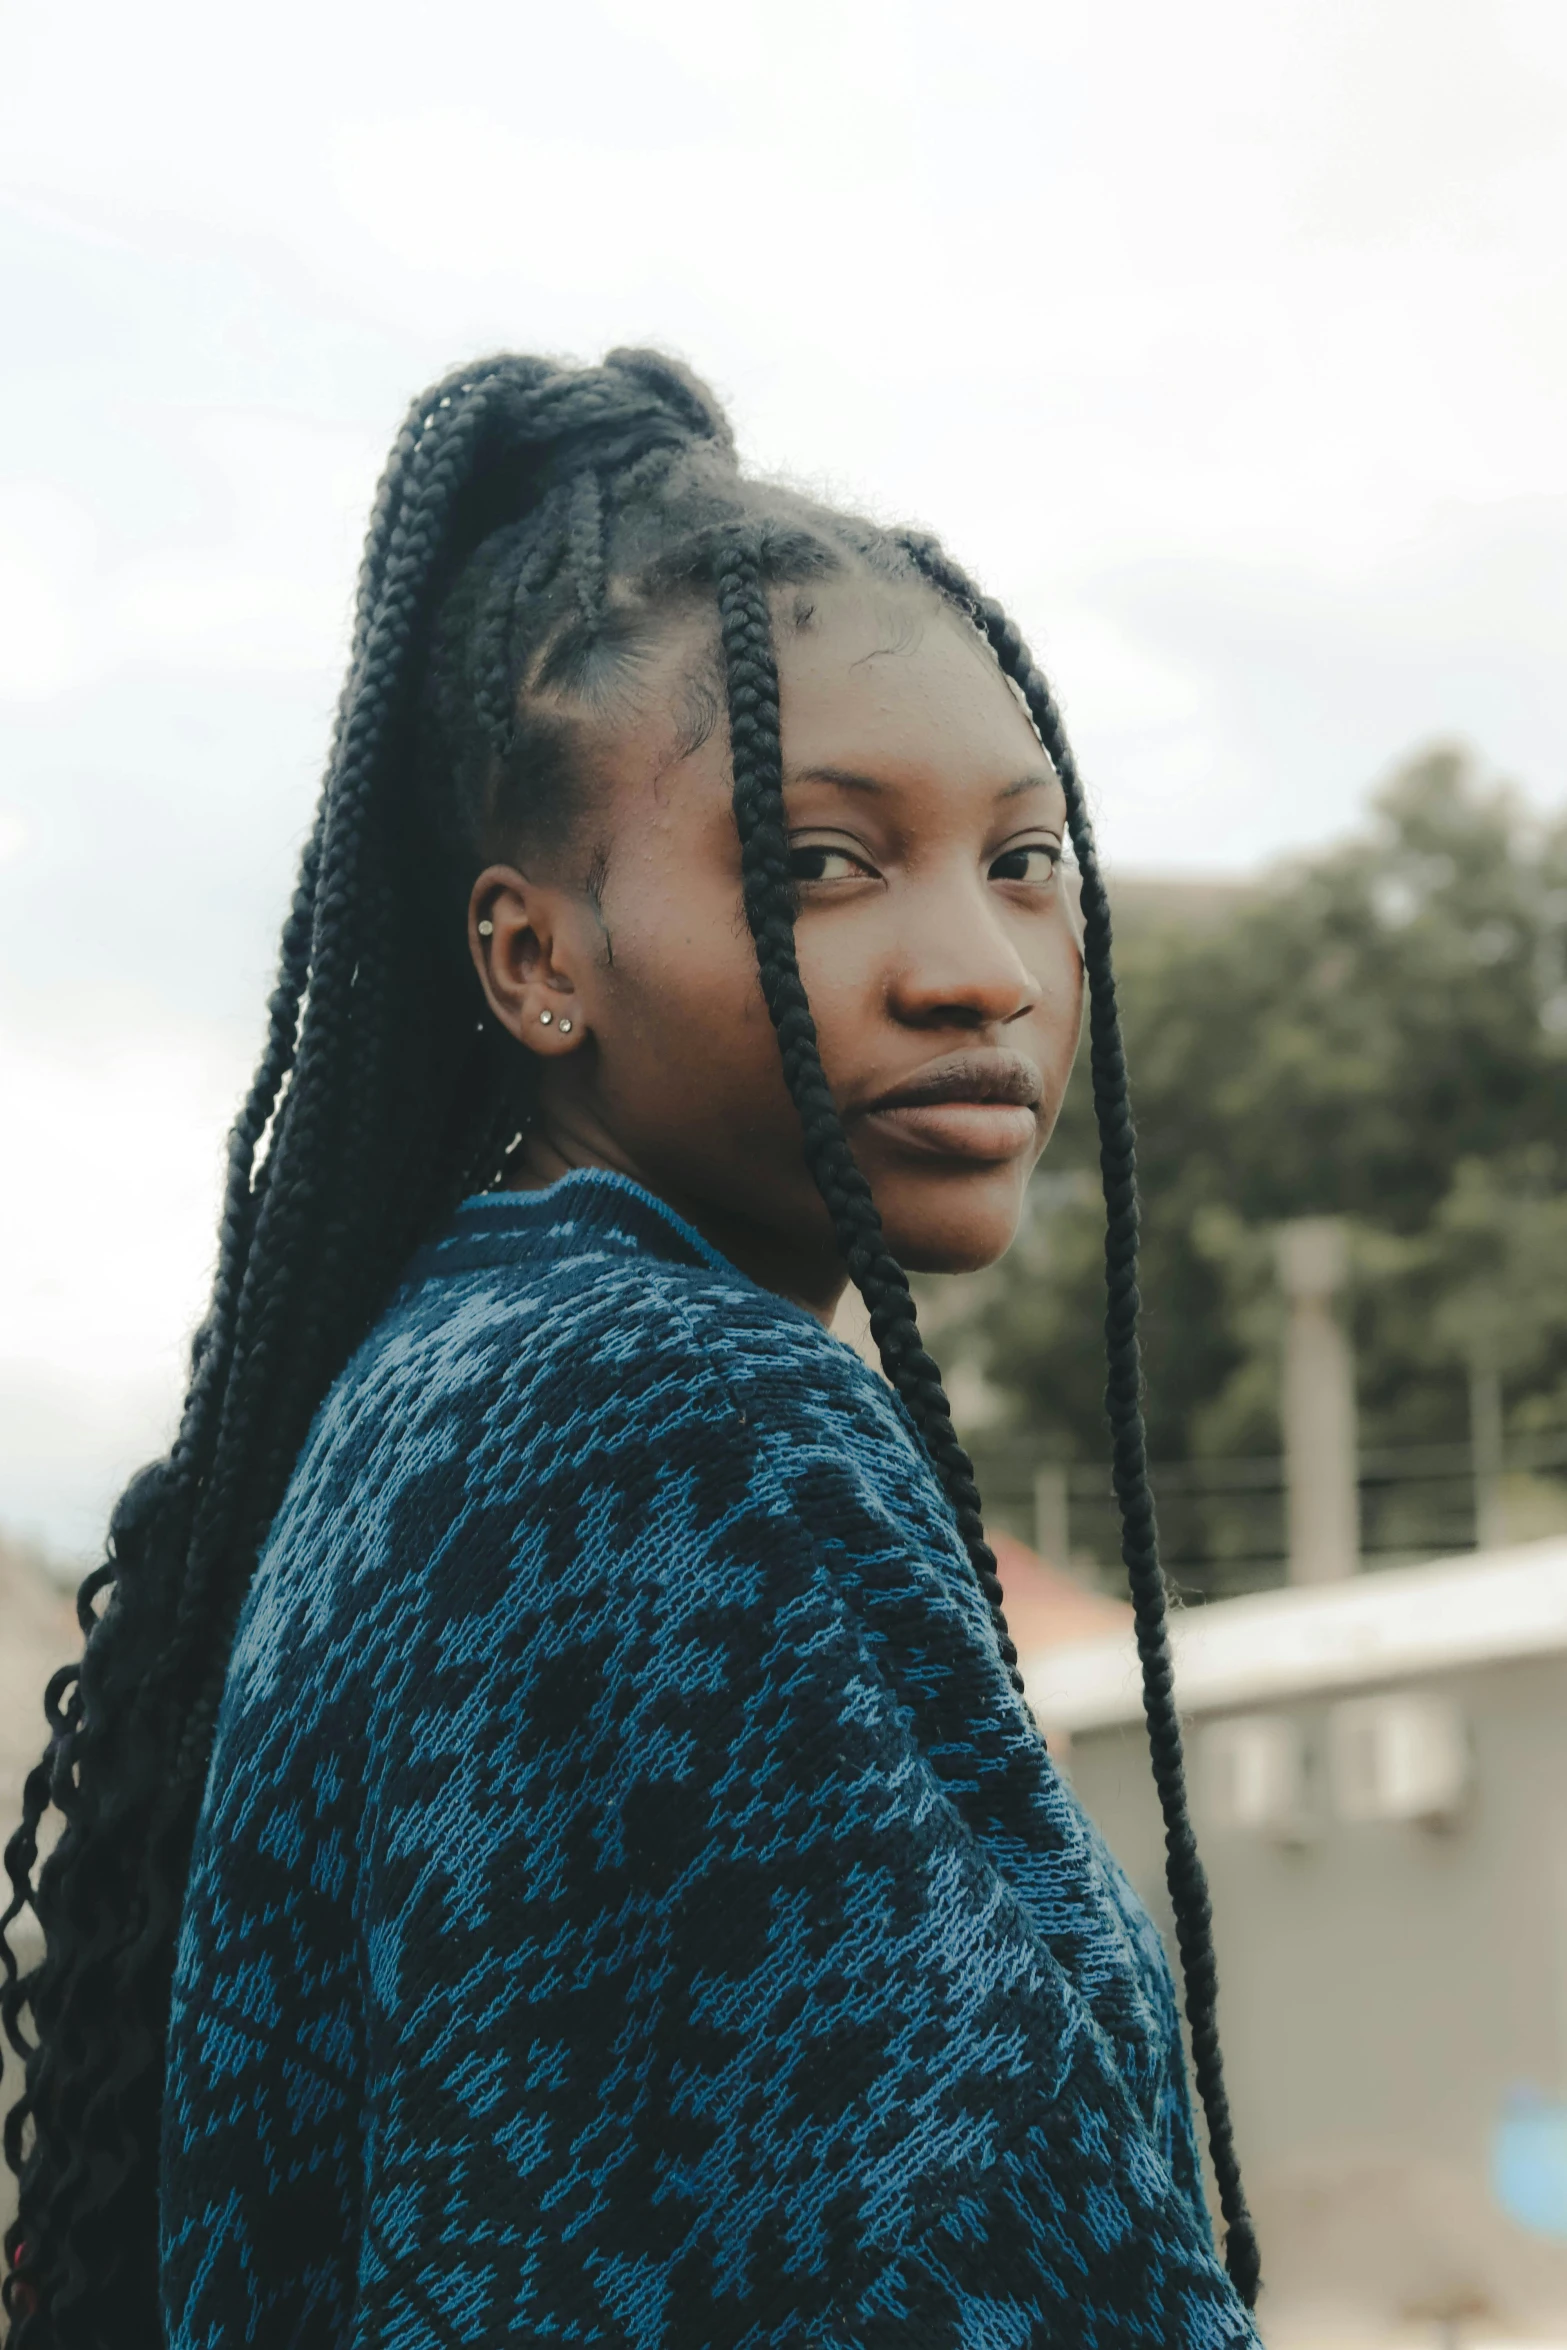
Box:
784, 766, 1056, 799
784, 764, 886, 795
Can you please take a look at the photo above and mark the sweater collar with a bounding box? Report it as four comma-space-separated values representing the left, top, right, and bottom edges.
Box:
405, 1168, 740, 1287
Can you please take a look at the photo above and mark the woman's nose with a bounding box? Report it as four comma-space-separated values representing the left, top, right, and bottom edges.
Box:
886, 881, 1043, 1029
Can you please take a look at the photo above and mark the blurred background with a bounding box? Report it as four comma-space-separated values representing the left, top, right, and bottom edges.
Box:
3, 0, 1567, 2338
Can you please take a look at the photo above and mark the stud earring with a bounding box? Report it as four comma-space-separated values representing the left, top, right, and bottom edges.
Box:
559, 1019, 574, 1035
538, 1009, 553, 1027
477, 918, 494, 937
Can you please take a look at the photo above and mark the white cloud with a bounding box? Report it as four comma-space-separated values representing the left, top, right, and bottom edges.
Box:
0, 555, 75, 698
0, 1026, 230, 1381
0, 483, 99, 700
0, 1019, 241, 1557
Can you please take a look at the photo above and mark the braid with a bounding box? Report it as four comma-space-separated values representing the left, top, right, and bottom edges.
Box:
466, 496, 572, 765
155, 397, 495, 1693
714, 538, 1024, 1692
898, 533, 1260, 2306
566, 467, 608, 625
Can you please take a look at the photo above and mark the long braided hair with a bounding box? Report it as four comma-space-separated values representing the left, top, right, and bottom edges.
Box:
1, 350, 1257, 2346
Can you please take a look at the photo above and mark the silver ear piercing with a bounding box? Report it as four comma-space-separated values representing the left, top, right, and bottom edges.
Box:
477, 918, 494, 937
559, 1019, 574, 1035
538, 1009, 553, 1026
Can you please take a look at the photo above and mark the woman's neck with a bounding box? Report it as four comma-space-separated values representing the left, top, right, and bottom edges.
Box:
505, 1129, 849, 1326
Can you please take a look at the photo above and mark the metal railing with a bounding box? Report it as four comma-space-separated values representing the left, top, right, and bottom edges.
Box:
967, 1426, 1567, 1603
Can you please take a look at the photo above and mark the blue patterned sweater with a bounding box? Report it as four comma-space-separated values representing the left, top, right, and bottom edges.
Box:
161, 1171, 1257, 2349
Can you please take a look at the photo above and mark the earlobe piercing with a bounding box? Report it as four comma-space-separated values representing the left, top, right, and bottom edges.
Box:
539, 1009, 553, 1027
559, 1019, 574, 1035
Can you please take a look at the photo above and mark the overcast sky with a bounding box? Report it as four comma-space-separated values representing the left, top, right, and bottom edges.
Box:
3, 0, 1566, 1558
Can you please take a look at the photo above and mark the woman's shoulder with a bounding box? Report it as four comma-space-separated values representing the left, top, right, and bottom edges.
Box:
274, 1173, 907, 1551
239, 1176, 933, 1710
367, 1171, 891, 1427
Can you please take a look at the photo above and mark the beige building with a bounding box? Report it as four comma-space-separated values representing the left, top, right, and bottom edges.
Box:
1025, 1538, 1567, 2343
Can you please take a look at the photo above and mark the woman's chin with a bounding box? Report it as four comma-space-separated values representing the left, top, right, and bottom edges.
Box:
876, 1161, 1033, 1277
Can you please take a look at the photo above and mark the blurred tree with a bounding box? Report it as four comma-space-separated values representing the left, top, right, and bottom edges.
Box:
940, 747, 1567, 1589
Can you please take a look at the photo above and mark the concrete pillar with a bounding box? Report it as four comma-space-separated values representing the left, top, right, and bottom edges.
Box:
1032, 1466, 1070, 1568
1469, 1357, 1507, 1552
1275, 1217, 1359, 1584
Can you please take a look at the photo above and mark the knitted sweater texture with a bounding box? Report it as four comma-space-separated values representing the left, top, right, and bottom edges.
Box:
161, 1171, 1257, 2349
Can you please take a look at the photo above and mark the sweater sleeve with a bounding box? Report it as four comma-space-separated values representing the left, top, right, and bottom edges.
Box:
350, 1309, 1257, 2350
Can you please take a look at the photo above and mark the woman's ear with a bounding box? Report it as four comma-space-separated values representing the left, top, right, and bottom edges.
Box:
468, 865, 587, 1053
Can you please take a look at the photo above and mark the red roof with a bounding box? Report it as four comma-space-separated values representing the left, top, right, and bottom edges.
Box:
989, 1529, 1132, 1653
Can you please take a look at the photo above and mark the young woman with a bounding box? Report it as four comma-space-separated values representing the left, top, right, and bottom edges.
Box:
2, 351, 1260, 2348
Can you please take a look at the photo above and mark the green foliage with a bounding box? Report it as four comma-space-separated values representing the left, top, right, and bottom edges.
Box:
948, 747, 1567, 1587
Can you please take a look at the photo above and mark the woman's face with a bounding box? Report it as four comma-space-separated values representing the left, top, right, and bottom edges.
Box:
471, 576, 1083, 1317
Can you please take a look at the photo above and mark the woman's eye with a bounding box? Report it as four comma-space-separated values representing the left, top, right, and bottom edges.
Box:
990, 843, 1061, 885
788, 843, 871, 884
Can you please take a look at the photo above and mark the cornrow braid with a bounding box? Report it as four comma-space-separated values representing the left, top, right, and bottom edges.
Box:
566, 467, 608, 625
898, 531, 1260, 2308
715, 535, 1023, 1692
466, 498, 571, 765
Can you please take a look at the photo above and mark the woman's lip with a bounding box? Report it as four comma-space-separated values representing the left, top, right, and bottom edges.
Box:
860, 1101, 1039, 1161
